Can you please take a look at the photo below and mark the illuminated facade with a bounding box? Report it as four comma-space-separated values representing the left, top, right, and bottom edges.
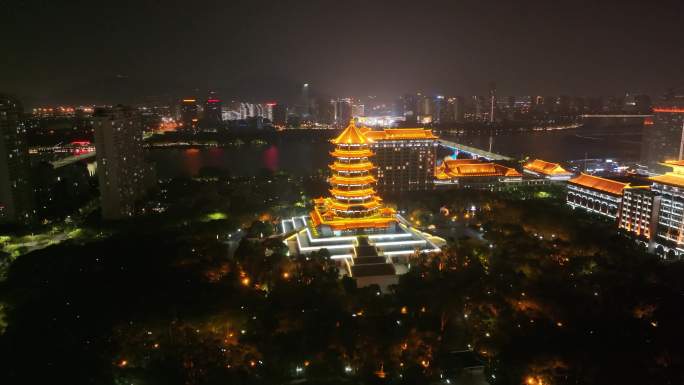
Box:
523, 159, 573, 180
310, 120, 397, 233
363, 128, 438, 193
649, 161, 684, 256
618, 187, 660, 244
434, 158, 522, 188
566, 173, 630, 219
282, 120, 442, 291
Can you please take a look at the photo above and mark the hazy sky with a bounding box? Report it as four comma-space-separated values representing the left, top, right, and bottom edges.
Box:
2, 0, 683, 105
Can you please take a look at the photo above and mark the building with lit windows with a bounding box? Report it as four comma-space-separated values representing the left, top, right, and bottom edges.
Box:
618, 186, 660, 245
0, 94, 34, 224
362, 128, 438, 194
649, 161, 684, 257
94, 106, 155, 220
566, 173, 630, 219
282, 120, 442, 291
203, 97, 222, 128
523, 159, 574, 180
180, 99, 199, 131
640, 94, 684, 172
434, 158, 522, 189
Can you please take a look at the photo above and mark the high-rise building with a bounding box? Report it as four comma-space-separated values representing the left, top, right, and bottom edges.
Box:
363, 128, 438, 193
401, 94, 418, 124
0, 94, 34, 224
272, 103, 288, 127
334, 98, 352, 127
203, 97, 223, 128
93, 106, 154, 220
448, 96, 465, 122
640, 92, 684, 171
180, 98, 199, 131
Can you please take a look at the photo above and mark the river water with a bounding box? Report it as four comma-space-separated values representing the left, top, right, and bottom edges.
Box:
149, 126, 644, 179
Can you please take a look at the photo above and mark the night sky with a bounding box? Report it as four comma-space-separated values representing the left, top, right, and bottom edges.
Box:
2, 0, 683, 105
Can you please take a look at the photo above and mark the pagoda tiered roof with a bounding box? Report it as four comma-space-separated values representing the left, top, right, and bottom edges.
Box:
331, 120, 369, 145
310, 120, 398, 231
329, 162, 375, 172
330, 148, 374, 158
329, 174, 377, 185
330, 188, 376, 197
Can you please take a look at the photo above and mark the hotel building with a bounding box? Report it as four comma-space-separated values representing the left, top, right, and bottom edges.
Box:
434, 158, 522, 189
566, 173, 630, 219
282, 121, 442, 291
618, 186, 660, 245
362, 128, 438, 194
523, 159, 574, 180
649, 161, 684, 256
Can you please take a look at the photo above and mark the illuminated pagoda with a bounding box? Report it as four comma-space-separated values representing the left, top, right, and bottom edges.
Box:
282, 120, 442, 290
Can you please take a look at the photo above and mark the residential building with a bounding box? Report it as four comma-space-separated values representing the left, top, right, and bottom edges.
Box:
0, 94, 34, 224
93, 106, 155, 220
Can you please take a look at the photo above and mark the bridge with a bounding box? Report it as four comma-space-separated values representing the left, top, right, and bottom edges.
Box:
50, 151, 96, 169
437, 139, 513, 161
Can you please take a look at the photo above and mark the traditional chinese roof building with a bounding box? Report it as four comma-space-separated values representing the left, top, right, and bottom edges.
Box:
567, 173, 630, 219
434, 159, 522, 188
648, 161, 684, 256
523, 159, 573, 180
311, 120, 397, 231
281, 120, 443, 291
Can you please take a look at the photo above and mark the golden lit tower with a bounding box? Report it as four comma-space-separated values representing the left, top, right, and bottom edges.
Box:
311, 120, 396, 231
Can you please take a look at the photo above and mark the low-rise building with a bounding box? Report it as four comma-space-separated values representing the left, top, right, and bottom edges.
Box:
566, 173, 630, 219
523, 159, 573, 180
434, 158, 522, 188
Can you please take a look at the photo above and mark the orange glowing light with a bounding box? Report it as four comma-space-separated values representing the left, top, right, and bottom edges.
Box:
241, 277, 251, 286
653, 107, 684, 113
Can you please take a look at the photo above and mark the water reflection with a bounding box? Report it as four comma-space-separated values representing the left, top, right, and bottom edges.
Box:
149, 127, 644, 178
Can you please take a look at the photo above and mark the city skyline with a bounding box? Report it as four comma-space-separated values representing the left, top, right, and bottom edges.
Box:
3, 0, 684, 106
